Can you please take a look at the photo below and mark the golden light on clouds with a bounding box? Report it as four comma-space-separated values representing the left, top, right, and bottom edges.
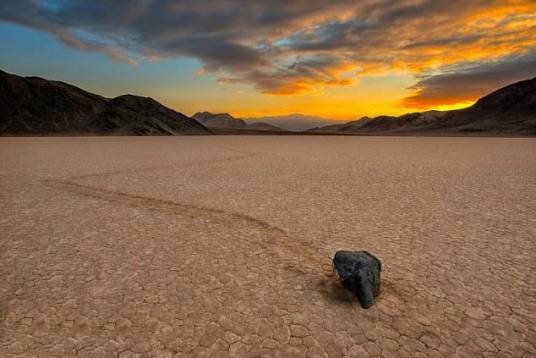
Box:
1, 0, 536, 118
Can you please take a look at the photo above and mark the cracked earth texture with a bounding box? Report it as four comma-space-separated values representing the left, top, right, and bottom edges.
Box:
0, 136, 535, 358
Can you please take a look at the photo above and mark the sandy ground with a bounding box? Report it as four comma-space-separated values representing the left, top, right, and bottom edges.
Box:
0, 136, 535, 358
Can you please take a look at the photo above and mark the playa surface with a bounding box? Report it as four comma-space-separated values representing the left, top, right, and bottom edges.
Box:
1, 136, 535, 357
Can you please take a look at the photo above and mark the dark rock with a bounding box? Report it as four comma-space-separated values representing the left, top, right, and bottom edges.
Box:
333, 251, 382, 308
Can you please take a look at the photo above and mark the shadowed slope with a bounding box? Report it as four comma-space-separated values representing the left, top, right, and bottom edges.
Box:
89, 95, 210, 135
310, 78, 536, 135
193, 112, 247, 130
0, 70, 211, 136
0, 70, 106, 134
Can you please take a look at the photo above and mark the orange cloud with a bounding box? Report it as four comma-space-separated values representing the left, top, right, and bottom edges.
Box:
3, 0, 536, 112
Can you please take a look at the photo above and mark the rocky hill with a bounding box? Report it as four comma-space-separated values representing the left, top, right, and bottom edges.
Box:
193, 112, 285, 132
309, 78, 536, 135
0, 70, 211, 135
193, 112, 247, 129
88, 95, 209, 135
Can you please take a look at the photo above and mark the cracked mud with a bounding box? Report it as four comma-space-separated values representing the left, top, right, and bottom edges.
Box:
1, 136, 535, 357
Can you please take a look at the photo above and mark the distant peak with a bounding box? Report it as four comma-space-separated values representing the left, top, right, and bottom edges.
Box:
193, 112, 236, 120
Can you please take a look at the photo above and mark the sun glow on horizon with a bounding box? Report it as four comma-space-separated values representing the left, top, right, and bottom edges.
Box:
1, 1, 535, 119
429, 101, 476, 112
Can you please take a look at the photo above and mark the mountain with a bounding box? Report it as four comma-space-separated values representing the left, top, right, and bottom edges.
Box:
86, 95, 211, 135
3, 68, 533, 136
308, 112, 445, 134
245, 122, 284, 131
308, 116, 373, 133
0, 70, 106, 134
193, 112, 246, 129
244, 114, 345, 132
193, 112, 285, 132
309, 78, 536, 135
0, 70, 211, 135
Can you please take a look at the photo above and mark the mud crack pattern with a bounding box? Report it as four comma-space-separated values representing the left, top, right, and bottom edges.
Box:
1, 136, 535, 357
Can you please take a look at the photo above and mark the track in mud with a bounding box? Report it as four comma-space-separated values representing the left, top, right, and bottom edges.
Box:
41, 175, 334, 278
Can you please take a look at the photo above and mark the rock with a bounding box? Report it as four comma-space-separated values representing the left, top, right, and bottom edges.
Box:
332, 251, 382, 308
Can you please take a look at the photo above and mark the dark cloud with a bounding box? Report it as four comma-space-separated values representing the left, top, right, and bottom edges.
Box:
220, 54, 355, 94
280, 1, 487, 52
1, 0, 535, 97
403, 50, 536, 107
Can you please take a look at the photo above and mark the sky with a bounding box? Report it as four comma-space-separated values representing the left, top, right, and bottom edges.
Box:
1, 1, 536, 120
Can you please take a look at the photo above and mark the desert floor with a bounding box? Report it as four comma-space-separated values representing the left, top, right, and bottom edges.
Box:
0, 136, 535, 358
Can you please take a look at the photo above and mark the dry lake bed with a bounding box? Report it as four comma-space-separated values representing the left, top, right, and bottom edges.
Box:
1, 136, 535, 358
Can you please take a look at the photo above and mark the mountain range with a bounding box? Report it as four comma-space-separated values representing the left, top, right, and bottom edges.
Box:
193, 112, 341, 132
243, 114, 346, 132
308, 77, 536, 135
0, 70, 211, 135
192, 112, 284, 133
1, 68, 535, 136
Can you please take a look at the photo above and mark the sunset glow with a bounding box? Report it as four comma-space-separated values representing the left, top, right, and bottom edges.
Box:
1, 0, 536, 119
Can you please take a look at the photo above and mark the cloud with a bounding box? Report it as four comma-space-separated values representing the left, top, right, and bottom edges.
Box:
1, 0, 536, 97
403, 50, 536, 108
0, 0, 137, 64
219, 54, 357, 94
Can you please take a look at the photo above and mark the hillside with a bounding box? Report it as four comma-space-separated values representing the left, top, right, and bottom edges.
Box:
0, 70, 211, 135
309, 78, 536, 135
193, 112, 285, 132
88, 95, 209, 135
193, 112, 247, 129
